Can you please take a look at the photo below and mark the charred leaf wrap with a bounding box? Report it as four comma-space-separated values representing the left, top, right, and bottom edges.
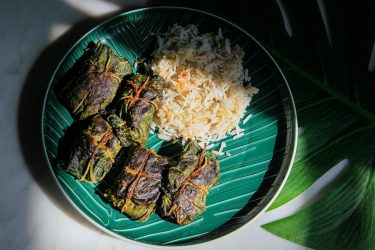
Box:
56, 41, 132, 120
161, 140, 220, 225
57, 115, 122, 183
104, 146, 170, 221
114, 73, 164, 145
105, 113, 134, 147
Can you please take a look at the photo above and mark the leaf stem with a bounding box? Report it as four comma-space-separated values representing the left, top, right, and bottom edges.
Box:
297, 97, 334, 112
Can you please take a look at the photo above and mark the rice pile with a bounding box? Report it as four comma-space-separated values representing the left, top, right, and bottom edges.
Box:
151, 24, 258, 144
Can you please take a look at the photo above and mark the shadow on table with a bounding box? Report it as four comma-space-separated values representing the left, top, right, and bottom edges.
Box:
17, 1, 147, 233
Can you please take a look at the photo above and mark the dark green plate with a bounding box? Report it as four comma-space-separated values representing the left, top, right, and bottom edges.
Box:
42, 6, 297, 247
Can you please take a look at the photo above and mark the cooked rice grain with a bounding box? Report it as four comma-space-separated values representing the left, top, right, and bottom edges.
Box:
152, 24, 258, 143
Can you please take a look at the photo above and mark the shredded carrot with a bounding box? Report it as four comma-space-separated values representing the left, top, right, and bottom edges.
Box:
176, 80, 185, 90
182, 90, 191, 96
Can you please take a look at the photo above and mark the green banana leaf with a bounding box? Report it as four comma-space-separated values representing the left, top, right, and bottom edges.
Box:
148, 0, 375, 248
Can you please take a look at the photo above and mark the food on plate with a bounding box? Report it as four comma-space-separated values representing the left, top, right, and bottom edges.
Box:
160, 140, 220, 225
56, 115, 122, 183
104, 146, 171, 222
53, 22, 251, 225
55, 41, 132, 120
151, 24, 258, 143
113, 73, 165, 145
104, 113, 135, 147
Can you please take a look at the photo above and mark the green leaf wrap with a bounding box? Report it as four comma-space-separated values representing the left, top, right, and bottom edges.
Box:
160, 140, 220, 225
104, 146, 171, 222
56, 41, 132, 120
56, 115, 122, 183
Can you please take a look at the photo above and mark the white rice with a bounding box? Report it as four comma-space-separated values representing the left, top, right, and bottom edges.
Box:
151, 24, 258, 144
219, 142, 226, 153
242, 114, 253, 124
212, 150, 225, 156
157, 133, 172, 141
232, 132, 245, 140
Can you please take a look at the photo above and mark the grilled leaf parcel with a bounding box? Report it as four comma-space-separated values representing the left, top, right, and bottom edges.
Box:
160, 140, 220, 225
56, 115, 122, 183
112, 73, 164, 146
52, 39, 222, 226
55, 41, 132, 120
104, 146, 171, 222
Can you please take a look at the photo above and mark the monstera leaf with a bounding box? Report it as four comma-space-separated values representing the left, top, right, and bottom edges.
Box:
148, 0, 375, 249
261, 67, 375, 249
223, 1, 375, 249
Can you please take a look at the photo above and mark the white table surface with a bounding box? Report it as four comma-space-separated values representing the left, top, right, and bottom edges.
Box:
0, 0, 334, 249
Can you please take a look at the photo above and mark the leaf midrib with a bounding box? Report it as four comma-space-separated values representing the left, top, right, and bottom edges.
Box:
268, 48, 375, 126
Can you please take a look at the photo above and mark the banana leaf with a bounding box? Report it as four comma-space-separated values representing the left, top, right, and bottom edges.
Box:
104, 146, 171, 222
56, 114, 122, 183
55, 41, 132, 120
160, 140, 220, 225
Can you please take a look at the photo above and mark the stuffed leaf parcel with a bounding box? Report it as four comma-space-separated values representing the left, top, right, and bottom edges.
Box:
111, 73, 164, 146
55, 41, 132, 120
161, 140, 220, 225
104, 146, 171, 222
56, 115, 122, 183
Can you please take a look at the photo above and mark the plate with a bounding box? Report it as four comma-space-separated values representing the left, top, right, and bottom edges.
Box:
41, 6, 297, 247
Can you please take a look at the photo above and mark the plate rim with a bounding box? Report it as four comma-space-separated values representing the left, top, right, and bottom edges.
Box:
41, 6, 298, 248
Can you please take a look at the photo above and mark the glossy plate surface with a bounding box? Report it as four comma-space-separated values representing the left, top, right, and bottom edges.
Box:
42, 7, 297, 246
